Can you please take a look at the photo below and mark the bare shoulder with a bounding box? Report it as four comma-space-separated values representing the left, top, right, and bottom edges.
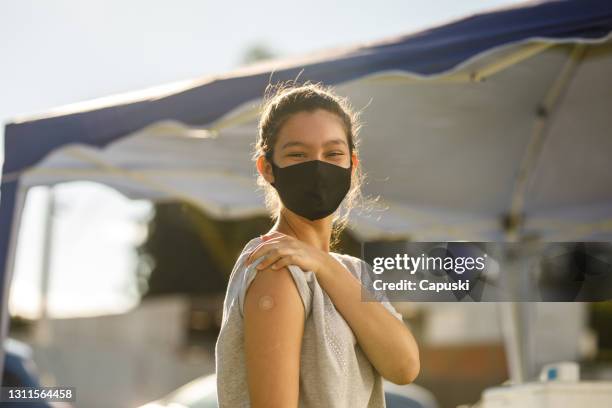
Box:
244, 265, 304, 322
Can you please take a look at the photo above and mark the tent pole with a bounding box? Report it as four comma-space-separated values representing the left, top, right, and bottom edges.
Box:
37, 186, 56, 345
0, 181, 27, 383
499, 301, 526, 384
508, 43, 587, 222
498, 43, 588, 386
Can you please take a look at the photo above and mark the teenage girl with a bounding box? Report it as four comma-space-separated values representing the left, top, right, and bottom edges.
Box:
215, 81, 420, 408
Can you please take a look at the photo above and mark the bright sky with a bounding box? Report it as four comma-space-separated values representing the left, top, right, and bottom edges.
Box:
1, 0, 527, 318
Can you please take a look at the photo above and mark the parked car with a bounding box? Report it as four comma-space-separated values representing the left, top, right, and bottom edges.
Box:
3, 338, 73, 408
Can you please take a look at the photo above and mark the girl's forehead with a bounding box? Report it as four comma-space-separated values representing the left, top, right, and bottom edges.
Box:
276, 110, 348, 147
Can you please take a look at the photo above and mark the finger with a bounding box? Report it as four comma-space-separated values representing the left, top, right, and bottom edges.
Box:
257, 247, 291, 270
247, 239, 281, 265
263, 231, 286, 240
245, 244, 265, 265
261, 235, 289, 246
246, 235, 292, 266
257, 251, 288, 270
253, 245, 280, 269
269, 254, 298, 270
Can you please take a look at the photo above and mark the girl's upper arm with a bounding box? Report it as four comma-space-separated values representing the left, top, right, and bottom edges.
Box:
243, 264, 305, 408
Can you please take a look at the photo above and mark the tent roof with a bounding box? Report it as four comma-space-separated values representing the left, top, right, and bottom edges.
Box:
4, 0, 612, 177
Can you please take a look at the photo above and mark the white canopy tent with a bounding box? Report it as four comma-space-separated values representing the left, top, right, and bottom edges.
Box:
15, 37, 612, 244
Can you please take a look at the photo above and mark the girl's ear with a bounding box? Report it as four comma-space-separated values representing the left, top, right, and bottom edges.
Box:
257, 155, 275, 184
351, 151, 359, 173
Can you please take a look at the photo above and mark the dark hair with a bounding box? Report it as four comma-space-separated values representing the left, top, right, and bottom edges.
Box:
252, 79, 367, 250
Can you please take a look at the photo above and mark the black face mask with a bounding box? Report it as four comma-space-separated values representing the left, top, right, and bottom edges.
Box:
267, 153, 352, 221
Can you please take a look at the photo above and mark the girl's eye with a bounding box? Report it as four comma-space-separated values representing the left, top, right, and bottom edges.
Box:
287, 152, 344, 158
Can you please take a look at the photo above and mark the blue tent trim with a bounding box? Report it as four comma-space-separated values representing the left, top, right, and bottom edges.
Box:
2, 0, 612, 382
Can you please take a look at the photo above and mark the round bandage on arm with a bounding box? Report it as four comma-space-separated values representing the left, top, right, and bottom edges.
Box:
240, 259, 309, 319
258, 294, 275, 310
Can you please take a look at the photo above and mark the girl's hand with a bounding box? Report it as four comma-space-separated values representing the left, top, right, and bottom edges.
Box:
245, 232, 332, 277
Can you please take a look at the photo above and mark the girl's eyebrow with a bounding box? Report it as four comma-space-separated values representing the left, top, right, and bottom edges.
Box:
281, 139, 347, 149
323, 139, 348, 147
281, 141, 308, 149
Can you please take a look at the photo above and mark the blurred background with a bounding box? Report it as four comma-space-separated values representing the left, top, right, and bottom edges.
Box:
2, 1, 612, 407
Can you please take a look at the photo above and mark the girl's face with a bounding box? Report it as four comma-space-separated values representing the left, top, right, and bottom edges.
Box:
271, 108, 353, 169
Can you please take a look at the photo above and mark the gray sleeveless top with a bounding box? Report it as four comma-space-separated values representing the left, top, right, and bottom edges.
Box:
215, 235, 404, 408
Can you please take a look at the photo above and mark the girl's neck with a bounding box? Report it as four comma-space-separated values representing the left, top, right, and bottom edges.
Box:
272, 209, 333, 253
